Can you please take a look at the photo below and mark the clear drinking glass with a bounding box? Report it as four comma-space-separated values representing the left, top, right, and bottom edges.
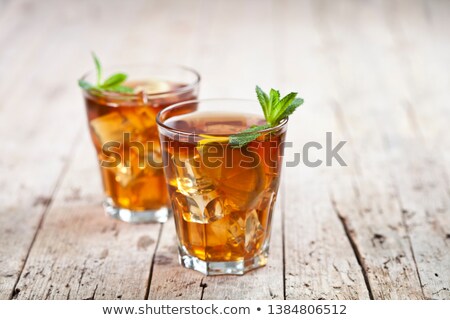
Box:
157, 99, 287, 274
80, 64, 200, 223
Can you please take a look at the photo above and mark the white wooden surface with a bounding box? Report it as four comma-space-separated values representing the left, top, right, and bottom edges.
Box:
0, 0, 449, 300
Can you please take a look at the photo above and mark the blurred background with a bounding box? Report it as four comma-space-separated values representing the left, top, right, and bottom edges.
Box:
0, 0, 449, 300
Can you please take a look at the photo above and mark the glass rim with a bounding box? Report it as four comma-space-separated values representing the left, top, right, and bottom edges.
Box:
79, 63, 201, 98
156, 98, 288, 137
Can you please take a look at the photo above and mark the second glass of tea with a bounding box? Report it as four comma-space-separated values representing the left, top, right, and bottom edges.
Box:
157, 99, 287, 275
80, 65, 200, 223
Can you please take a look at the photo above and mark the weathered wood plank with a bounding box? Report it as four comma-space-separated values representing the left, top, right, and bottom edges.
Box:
284, 166, 371, 299
345, 88, 450, 300
324, 0, 450, 299
330, 103, 425, 299
310, 0, 426, 299
281, 101, 371, 299
0, 0, 150, 299
384, 0, 450, 299
278, 0, 371, 299
391, 143, 450, 300
13, 133, 160, 299
0, 0, 67, 100
0, 0, 84, 298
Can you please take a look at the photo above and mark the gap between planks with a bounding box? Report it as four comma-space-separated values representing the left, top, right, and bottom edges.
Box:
10, 128, 84, 299
145, 223, 164, 300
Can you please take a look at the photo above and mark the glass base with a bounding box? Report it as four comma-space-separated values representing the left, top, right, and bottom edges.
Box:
103, 197, 170, 223
178, 246, 268, 275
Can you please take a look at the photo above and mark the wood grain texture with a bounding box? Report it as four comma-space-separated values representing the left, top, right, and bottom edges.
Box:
314, 0, 426, 299
382, 0, 450, 299
281, 101, 370, 299
283, 167, 371, 299
330, 103, 425, 299
0, 0, 86, 298
0, 0, 151, 299
389, 3, 450, 298
0, 0, 449, 300
13, 133, 161, 300
277, 0, 370, 299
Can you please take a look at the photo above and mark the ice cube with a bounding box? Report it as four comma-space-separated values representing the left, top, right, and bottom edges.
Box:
207, 212, 245, 247
173, 153, 215, 195
114, 163, 134, 187
245, 210, 265, 251
90, 109, 156, 146
90, 112, 135, 145
227, 212, 246, 247
113, 150, 148, 187
172, 190, 224, 224
121, 108, 156, 133
189, 192, 224, 223
172, 151, 226, 223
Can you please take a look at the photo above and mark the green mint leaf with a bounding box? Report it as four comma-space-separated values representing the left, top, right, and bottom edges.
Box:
80, 54, 134, 94
101, 73, 127, 88
199, 86, 303, 149
270, 92, 297, 124
276, 97, 304, 123
269, 89, 280, 122
229, 124, 271, 148
228, 86, 303, 148
229, 132, 260, 148
255, 86, 270, 119
92, 52, 102, 86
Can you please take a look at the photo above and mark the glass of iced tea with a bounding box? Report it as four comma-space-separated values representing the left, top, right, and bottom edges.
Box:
80, 64, 200, 223
157, 99, 287, 275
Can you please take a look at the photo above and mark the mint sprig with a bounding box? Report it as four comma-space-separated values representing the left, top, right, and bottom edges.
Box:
228, 124, 271, 148
78, 53, 134, 93
229, 86, 303, 147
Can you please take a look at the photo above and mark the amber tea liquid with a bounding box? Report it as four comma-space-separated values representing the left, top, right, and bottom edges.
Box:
160, 111, 285, 264
84, 80, 196, 213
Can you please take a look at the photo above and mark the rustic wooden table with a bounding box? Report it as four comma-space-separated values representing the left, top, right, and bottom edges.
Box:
0, 0, 449, 300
